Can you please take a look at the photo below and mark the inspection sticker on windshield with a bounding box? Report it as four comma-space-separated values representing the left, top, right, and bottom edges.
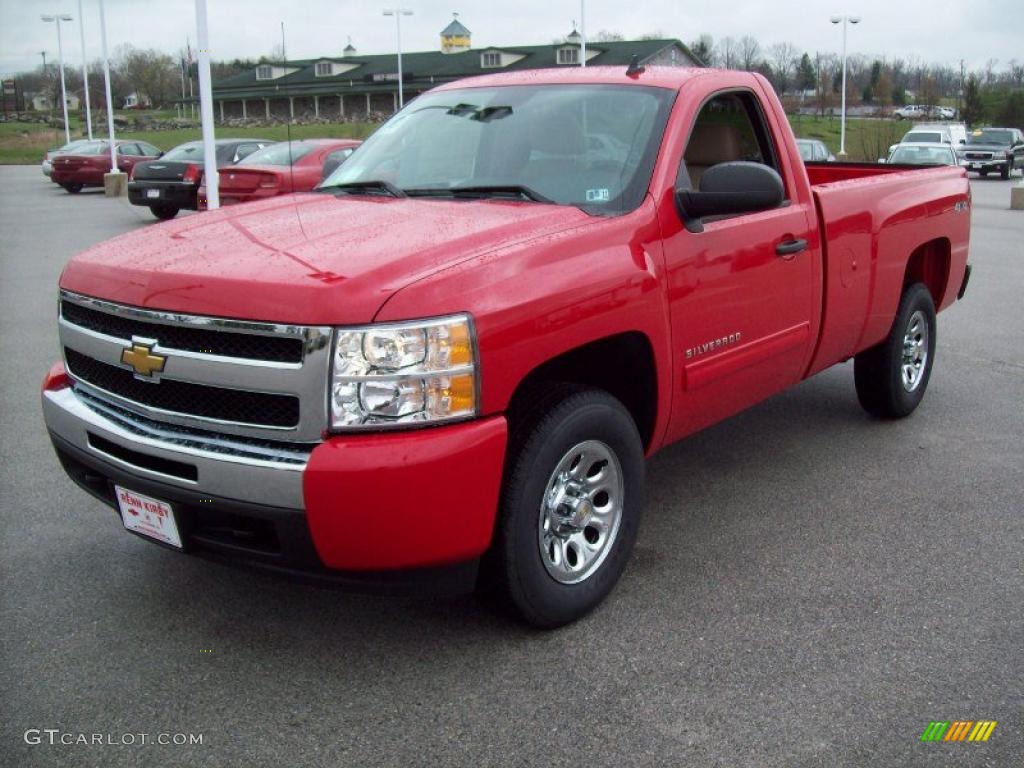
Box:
586, 188, 610, 202
115, 486, 182, 549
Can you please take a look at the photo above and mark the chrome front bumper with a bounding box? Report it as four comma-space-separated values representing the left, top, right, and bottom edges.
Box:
42, 385, 313, 509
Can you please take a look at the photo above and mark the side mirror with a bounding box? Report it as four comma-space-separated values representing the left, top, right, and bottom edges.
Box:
676, 161, 784, 233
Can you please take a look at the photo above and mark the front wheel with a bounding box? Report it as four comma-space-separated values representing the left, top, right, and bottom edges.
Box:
487, 388, 645, 627
1000, 164, 1010, 180
62, 183, 83, 194
854, 282, 937, 418
150, 204, 179, 220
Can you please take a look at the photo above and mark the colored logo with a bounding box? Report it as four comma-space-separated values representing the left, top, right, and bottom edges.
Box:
120, 342, 166, 378
920, 721, 997, 742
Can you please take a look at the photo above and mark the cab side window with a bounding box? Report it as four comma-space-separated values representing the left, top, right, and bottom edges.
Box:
679, 91, 782, 192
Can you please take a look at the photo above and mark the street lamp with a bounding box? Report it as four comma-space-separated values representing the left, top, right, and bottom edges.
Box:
830, 14, 861, 158
97, 0, 118, 179
76, 0, 92, 139
41, 13, 74, 145
383, 8, 413, 109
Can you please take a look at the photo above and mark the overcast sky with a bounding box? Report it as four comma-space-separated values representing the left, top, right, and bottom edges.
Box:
2, 0, 1020, 77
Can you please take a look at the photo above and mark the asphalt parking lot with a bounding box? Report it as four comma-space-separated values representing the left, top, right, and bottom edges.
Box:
1, 165, 1022, 767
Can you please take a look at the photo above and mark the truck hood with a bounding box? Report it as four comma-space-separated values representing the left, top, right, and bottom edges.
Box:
60, 192, 593, 324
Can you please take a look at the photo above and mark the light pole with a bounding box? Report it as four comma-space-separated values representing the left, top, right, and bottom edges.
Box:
76, 0, 92, 139
580, 0, 586, 67
830, 14, 861, 159
195, 0, 219, 209
97, 0, 118, 178
41, 13, 73, 145
383, 8, 413, 109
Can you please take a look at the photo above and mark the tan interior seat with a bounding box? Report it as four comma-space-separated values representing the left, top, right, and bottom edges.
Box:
683, 123, 744, 188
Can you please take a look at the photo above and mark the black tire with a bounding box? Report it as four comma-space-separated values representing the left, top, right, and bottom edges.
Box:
1000, 164, 1010, 180
62, 183, 83, 194
150, 204, 179, 220
978, 171, 988, 178
487, 387, 645, 628
854, 282, 937, 419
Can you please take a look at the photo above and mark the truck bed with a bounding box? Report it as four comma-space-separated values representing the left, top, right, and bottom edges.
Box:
803, 163, 970, 377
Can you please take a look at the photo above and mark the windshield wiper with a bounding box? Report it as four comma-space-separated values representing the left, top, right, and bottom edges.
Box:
319, 180, 406, 198
405, 184, 553, 203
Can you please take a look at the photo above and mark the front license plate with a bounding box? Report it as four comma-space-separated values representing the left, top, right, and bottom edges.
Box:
971, 163, 981, 170
115, 485, 182, 549
146, 188, 160, 198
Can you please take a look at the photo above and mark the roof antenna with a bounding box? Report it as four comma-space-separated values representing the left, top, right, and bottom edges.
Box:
626, 54, 645, 78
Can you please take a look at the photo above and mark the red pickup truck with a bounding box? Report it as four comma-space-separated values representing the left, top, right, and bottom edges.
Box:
42, 67, 971, 627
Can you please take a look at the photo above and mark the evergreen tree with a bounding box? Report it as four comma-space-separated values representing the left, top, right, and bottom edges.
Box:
797, 53, 816, 91
962, 75, 984, 127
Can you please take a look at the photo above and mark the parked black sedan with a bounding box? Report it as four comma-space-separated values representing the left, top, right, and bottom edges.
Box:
128, 138, 273, 219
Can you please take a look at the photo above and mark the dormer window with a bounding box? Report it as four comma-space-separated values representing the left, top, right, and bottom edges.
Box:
481, 52, 501, 68
256, 65, 274, 80
557, 48, 579, 65
315, 61, 333, 77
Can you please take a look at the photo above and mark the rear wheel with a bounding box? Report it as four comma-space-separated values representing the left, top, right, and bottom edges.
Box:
487, 387, 645, 628
854, 282, 937, 419
150, 204, 179, 220
62, 183, 83, 194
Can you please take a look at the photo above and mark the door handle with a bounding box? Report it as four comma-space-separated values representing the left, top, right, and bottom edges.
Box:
775, 238, 808, 257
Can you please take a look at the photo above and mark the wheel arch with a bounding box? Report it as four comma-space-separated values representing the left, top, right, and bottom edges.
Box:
504, 332, 659, 453
903, 237, 951, 307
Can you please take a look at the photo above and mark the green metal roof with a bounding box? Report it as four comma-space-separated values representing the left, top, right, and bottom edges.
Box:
213, 39, 702, 99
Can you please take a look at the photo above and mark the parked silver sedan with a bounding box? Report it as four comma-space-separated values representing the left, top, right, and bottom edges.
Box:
41, 139, 94, 178
796, 138, 836, 162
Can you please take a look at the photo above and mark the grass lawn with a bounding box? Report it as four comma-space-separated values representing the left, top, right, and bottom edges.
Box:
0, 119, 378, 165
1, 112, 912, 165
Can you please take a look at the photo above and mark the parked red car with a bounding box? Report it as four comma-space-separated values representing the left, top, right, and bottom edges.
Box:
198, 139, 361, 207
50, 140, 162, 193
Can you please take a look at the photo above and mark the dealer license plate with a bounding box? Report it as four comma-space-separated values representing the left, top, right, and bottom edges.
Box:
146, 188, 160, 198
115, 486, 182, 549
971, 163, 981, 170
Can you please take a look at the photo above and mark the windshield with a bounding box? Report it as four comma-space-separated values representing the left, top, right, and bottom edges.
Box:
903, 132, 943, 144
72, 141, 113, 155
239, 142, 314, 166
967, 129, 1013, 146
320, 84, 676, 213
889, 146, 955, 165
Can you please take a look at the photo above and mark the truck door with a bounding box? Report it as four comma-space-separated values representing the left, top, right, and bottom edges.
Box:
660, 89, 818, 442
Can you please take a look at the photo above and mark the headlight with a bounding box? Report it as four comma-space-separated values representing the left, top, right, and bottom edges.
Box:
992, 151, 1007, 159
330, 314, 478, 431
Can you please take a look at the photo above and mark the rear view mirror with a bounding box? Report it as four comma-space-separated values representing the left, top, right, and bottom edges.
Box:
676, 161, 784, 233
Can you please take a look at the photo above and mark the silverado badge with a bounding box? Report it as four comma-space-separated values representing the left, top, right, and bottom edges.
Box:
121, 342, 166, 378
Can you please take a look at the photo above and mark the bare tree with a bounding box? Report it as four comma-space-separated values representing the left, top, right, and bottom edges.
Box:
767, 42, 799, 93
739, 36, 762, 71
719, 36, 738, 70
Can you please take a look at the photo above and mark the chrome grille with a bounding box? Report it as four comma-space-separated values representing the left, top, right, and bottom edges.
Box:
58, 290, 333, 442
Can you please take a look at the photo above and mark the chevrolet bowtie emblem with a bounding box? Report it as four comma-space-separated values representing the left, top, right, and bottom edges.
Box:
121, 343, 166, 378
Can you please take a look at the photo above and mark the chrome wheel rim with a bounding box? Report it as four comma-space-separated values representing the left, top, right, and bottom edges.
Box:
901, 310, 929, 392
538, 440, 624, 585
